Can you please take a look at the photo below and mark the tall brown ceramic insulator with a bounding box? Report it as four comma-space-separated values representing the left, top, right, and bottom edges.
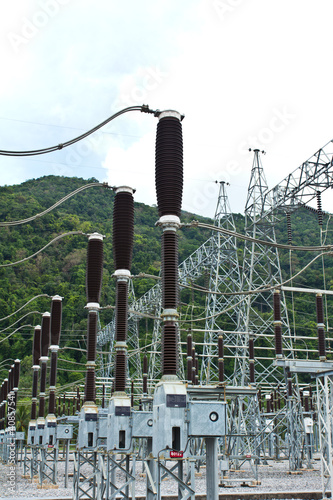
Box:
48, 296, 62, 416
309, 386, 313, 411
155, 110, 183, 377
12, 359, 20, 419
273, 290, 283, 358
0, 383, 3, 431
192, 345, 196, 385
131, 381, 134, 407
195, 357, 199, 386
0, 382, 4, 431
84, 233, 104, 404
143, 355, 148, 395
218, 335, 224, 383
38, 312, 51, 419
187, 333, 193, 385
76, 387, 80, 412
303, 390, 309, 413
2, 379, 8, 429
249, 337, 255, 383
6, 367, 14, 428
112, 187, 134, 394
31, 326, 41, 421
316, 293, 326, 361
6, 368, 13, 429
101, 385, 105, 409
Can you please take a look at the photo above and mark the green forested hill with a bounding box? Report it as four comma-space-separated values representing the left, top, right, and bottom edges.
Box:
0, 175, 332, 400
0, 175, 212, 395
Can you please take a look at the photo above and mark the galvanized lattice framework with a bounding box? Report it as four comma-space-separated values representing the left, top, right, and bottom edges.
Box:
200, 181, 248, 386
316, 372, 333, 499
96, 138, 333, 395
241, 150, 294, 387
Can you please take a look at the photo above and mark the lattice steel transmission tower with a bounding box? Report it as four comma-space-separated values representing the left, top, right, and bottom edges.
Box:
200, 181, 248, 386
241, 149, 294, 388
241, 149, 306, 470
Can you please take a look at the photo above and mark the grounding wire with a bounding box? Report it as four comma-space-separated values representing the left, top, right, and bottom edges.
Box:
0, 231, 86, 267
0, 182, 110, 226
0, 294, 50, 322
0, 105, 155, 157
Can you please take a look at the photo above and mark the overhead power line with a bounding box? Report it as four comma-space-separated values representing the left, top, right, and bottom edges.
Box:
0, 231, 86, 267
0, 105, 156, 157
189, 221, 333, 252
0, 182, 110, 226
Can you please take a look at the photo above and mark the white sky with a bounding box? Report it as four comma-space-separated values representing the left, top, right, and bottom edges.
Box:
1, 0, 333, 218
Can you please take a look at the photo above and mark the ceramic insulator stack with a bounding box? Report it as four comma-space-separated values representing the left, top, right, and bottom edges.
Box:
48, 295, 62, 415
273, 290, 283, 358
38, 313, 50, 419
316, 293, 326, 361
112, 187, 134, 393
155, 110, 183, 376
84, 233, 104, 404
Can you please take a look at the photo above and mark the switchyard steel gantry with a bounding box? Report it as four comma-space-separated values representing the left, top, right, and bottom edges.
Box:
97, 139, 333, 386
94, 138, 333, 483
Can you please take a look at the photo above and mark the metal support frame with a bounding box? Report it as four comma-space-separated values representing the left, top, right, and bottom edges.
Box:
23, 445, 39, 480
106, 453, 136, 499
157, 458, 195, 500
38, 445, 58, 485
316, 373, 333, 499
73, 450, 105, 500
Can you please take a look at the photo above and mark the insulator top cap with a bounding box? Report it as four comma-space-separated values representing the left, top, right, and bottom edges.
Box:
14, 359, 20, 363
157, 110, 184, 121
157, 215, 181, 228
85, 302, 100, 311
35, 325, 41, 330
52, 295, 63, 302
42, 312, 51, 318
265, 394, 271, 400
303, 390, 310, 397
113, 269, 131, 278
88, 232, 104, 241
114, 186, 135, 195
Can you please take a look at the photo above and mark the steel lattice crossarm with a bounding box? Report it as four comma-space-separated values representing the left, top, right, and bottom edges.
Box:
97, 235, 216, 345
259, 139, 333, 218
96, 235, 216, 383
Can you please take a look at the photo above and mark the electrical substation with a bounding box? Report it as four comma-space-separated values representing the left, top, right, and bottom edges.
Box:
1, 105, 333, 499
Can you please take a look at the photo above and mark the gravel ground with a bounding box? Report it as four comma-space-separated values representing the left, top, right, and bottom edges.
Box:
0, 454, 324, 499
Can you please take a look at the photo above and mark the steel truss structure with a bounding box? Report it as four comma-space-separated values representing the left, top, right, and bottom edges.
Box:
200, 181, 248, 386
95, 139, 333, 477
316, 371, 333, 499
